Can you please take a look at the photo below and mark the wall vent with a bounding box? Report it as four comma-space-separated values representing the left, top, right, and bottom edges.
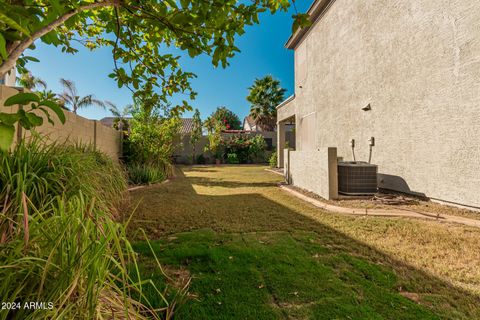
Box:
338, 161, 378, 195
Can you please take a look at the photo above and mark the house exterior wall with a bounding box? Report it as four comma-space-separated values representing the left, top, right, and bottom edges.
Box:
282, 0, 480, 208
0, 68, 16, 86
0, 85, 122, 160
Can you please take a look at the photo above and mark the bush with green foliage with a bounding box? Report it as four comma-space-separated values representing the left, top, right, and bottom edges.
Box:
128, 105, 179, 166
269, 150, 278, 168
226, 153, 240, 164
248, 135, 267, 163
124, 104, 180, 183
0, 138, 168, 319
222, 134, 267, 164
196, 154, 206, 165
205, 122, 224, 160
127, 163, 167, 185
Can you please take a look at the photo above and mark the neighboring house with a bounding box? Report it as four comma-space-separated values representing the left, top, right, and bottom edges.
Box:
0, 68, 16, 87
243, 116, 266, 132
242, 116, 295, 149
277, 0, 480, 209
100, 116, 124, 128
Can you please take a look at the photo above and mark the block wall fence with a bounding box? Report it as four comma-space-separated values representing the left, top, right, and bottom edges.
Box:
0, 85, 122, 160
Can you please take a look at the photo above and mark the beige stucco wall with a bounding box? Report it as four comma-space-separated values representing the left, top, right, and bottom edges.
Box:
0, 85, 121, 160
174, 135, 210, 164
280, 0, 480, 208
287, 148, 338, 200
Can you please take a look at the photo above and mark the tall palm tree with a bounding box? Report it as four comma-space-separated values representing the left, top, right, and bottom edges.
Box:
105, 101, 132, 132
246, 75, 286, 131
17, 72, 47, 90
59, 78, 105, 114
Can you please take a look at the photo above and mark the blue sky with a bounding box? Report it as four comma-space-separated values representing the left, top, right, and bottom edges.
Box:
25, 2, 310, 121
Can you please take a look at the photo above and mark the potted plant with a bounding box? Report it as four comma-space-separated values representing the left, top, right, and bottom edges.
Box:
214, 150, 223, 165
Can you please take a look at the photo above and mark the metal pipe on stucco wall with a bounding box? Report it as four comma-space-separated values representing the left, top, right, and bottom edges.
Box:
350, 139, 356, 161
368, 137, 375, 164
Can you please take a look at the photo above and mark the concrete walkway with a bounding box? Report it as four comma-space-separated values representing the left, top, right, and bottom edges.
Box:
279, 184, 480, 229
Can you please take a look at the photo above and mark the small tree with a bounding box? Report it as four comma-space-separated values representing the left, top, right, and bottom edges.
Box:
205, 122, 223, 163
246, 75, 286, 131
190, 109, 202, 164
204, 106, 241, 132
128, 104, 180, 171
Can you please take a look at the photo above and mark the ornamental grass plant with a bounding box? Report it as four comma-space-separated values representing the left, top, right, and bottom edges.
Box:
0, 138, 171, 319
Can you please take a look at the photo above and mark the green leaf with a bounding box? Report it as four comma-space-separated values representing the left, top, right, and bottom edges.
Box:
25, 112, 43, 126
23, 56, 40, 62
0, 33, 7, 60
19, 117, 32, 130
41, 30, 61, 45
39, 100, 66, 124
48, 0, 62, 14
4, 93, 40, 106
0, 123, 15, 151
292, 14, 312, 33
0, 112, 21, 125
180, 0, 189, 9
0, 12, 30, 36
38, 107, 55, 125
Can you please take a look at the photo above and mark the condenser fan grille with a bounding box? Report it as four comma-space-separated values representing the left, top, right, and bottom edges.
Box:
338, 161, 378, 195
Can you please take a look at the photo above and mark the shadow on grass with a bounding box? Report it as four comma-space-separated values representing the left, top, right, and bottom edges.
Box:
180, 167, 219, 173
127, 167, 480, 319
186, 176, 277, 188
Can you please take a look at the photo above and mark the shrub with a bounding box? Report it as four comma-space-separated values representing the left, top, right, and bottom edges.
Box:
249, 135, 267, 163
126, 104, 180, 174
226, 153, 240, 164
127, 163, 167, 185
222, 134, 267, 163
196, 154, 206, 164
269, 150, 278, 168
0, 139, 167, 319
204, 122, 223, 160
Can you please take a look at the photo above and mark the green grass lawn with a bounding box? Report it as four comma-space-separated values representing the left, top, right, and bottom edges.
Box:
127, 165, 480, 319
